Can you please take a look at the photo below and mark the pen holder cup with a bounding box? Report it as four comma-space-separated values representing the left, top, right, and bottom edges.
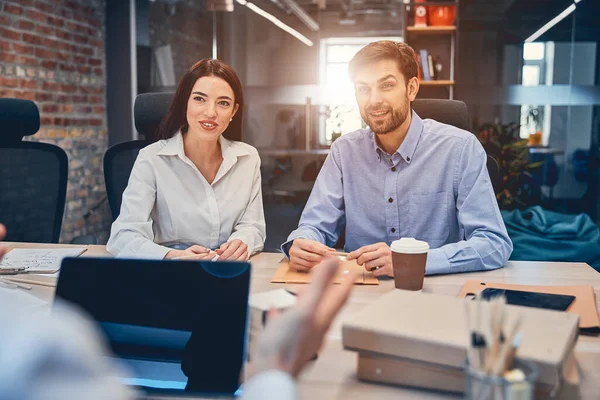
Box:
465, 359, 538, 400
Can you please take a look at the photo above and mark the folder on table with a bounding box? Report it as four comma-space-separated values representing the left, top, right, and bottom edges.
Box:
458, 280, 600, 334
271, 257, 379, 285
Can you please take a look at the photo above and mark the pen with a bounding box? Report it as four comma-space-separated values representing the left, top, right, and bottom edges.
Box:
173, 251, 218, 261
285, 289, 297, 297
0, 267, 28, 275
331, 251, 349, 258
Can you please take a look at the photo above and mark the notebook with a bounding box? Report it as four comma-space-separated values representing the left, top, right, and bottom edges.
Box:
0, 247, 87, 274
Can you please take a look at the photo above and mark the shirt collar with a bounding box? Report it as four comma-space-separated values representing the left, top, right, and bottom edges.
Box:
157, 131, 251, 160
156, 130, 185, 157
371, 109, 424, 164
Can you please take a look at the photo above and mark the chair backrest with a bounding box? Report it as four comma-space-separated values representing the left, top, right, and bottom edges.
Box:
134, 92, 174, 140
0, 99, 68, 243
412, 99, 469, 131
103, 92, 173, 221
412, 99, 501, 193
103, 140, 147, 220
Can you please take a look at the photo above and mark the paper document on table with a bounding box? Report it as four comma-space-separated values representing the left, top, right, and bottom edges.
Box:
0, 286, 48, 311
0, 248, 87, 274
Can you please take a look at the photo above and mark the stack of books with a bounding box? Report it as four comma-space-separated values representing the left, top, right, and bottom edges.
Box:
417, 49, 437, 81
342, 290, 581, 398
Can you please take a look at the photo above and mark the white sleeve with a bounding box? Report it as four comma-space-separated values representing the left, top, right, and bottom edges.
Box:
241, 370, 297, 400
0, 303, 137, 400
106, 151, 171, 259
227, 153, 266, 256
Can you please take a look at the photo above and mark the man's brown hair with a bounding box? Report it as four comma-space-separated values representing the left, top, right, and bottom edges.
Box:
348, 40, 419, 84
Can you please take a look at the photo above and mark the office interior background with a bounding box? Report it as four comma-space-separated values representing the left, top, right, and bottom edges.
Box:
0, 0, 598, 254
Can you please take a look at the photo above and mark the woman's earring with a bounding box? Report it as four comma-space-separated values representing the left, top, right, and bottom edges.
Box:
230, 118, 233, 121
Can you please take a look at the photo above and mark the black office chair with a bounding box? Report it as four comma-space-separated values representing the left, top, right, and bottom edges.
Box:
0, 99, 68, 243
412, 99, 469, 131
133, 92, 174, 140
413, 99, 501, 194
103, 92, 173, 220
104, 140, 147, 220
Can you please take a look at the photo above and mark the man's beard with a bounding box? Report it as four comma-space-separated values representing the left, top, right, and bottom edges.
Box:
362, 99, 410, 135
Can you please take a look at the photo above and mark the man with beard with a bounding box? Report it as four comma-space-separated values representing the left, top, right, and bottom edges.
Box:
283, 40, 512, 277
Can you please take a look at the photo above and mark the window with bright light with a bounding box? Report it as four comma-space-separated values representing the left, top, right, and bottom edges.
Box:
522, 65, 540, 86
319, 37, 403, 144
523, 42, 545, 61
520, 43, 548, 139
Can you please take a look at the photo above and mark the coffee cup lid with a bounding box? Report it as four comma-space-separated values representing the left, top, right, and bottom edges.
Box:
390, 238, 429, 254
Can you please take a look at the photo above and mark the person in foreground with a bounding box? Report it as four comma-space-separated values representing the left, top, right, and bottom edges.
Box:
284, 40, 512, 276
243, 256, 355, 399
0, 226, 352, 400
107, 58, 265, 261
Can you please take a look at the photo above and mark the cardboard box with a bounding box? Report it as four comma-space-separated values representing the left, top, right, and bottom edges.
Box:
343, 290, 579, 391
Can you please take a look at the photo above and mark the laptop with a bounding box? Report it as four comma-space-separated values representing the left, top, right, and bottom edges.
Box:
54, 257, 251, 398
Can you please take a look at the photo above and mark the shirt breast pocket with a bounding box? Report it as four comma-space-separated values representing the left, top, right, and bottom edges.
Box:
409, 191, 450, 242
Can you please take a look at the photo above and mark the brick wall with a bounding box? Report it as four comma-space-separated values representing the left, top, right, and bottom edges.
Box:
0, 0, 112, 243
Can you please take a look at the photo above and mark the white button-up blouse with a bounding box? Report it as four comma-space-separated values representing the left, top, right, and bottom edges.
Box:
107, 132, 266, 258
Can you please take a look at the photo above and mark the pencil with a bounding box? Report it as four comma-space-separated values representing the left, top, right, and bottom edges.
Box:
4, 277, 56, 288
0, 278, 32, 290
492, 314, 523, 376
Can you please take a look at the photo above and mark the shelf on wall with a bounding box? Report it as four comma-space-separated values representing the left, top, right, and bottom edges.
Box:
419, 80, 455, 86
407, 26, 456, 34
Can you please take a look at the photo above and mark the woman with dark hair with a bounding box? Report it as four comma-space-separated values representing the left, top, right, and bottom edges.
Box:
107, 59, 265, 260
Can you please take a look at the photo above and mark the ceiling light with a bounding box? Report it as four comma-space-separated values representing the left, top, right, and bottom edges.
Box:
279, 0, 320, 31
525, 1, 581, 43
236, 0, 314, 46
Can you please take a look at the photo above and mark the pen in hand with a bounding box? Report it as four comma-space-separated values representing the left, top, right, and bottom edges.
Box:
173, 251, 220, 261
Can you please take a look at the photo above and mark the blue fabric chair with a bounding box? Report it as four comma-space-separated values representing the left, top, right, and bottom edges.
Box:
502, 206, 600, 272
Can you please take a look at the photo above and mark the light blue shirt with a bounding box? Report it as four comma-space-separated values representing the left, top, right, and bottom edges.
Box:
284, 111, 513, 275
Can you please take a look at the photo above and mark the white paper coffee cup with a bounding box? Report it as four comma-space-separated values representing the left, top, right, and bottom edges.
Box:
390, 238, 429, 254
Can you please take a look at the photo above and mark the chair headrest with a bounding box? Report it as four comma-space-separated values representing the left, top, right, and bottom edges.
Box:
134, 92, 174, 139
0, 98, 40, 143
412, 99, 469, 131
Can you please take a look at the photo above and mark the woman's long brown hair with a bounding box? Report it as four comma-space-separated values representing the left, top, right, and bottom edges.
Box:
154, 59, 244, 142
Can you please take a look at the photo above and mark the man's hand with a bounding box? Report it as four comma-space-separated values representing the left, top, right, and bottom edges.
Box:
347, 242, 393, 277
164, 245, 215, 260
289, 239, 335, 272
250, 256, 355, 378
0, 224, 7, 261
216, 239, 248, 261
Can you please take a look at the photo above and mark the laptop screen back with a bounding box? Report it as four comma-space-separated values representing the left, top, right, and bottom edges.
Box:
54, 257, 251, 396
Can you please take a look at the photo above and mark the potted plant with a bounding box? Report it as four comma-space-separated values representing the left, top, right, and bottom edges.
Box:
476, 122, 544, 210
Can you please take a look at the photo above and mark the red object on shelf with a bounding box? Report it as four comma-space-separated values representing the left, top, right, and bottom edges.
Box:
414, 0, 427, 27
428, 5, 456, 26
